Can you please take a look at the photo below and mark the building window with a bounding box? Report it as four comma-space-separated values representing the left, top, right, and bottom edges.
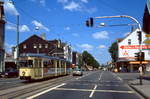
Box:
33, 44, 37, 48
39, 44, 42, 48
128, 39, 131, 45
45, 44, 48, 48
23, 44, 27, 49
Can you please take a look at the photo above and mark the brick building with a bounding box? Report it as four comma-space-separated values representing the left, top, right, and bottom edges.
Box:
14, 35, 72, 63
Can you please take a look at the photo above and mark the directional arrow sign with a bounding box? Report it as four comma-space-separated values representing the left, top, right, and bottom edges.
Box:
120, 45, 150, 49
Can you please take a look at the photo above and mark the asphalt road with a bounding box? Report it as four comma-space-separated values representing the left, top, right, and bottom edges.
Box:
26, 71, 142, 99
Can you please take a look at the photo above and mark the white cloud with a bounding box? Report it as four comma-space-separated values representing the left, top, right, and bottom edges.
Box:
6, 24, 16, 31
6, 24, 30, 32
92, 31, 109, 39
30, 0, 46, 6
4, 0, 19, 15
78, 44, 93, 50
98, 45, 106, 49
58, 0, 97, 13
57, 0, 68, 3
32, 20, 50, 32
64, 1, 81, 11
81, 0, 88, 3
19, 25, 30, 32
85, 7, 97, 14
64, 26, 70, 30
72, 33, 79, 37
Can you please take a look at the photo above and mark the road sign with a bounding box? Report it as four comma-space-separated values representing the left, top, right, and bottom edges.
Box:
120, 45, 150, 49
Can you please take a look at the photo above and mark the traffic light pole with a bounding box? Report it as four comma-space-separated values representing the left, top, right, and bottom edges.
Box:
89, 15, 143, 85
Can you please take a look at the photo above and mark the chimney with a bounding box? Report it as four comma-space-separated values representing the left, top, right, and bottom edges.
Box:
40, 33, 46, 40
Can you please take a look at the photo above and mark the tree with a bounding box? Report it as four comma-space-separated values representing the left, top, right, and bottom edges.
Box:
82, 51, 100, 68
108, 42, 118, 62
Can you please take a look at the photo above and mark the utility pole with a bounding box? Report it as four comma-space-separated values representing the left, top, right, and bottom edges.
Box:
16, 15, 19, 70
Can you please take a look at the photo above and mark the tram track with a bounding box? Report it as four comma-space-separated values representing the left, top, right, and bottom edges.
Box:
0, 71, 94, 99
0, 75, 73, 99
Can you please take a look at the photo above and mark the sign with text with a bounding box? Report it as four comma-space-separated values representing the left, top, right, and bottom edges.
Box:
120, 45, 150, 49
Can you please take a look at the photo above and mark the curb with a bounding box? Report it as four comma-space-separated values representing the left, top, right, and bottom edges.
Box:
128, 84, 149, 99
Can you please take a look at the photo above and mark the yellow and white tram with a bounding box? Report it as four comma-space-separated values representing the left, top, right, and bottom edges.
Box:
19, 54, 71, 80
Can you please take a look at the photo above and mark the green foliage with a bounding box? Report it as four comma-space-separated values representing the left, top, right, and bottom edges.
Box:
108, 42, 118, 62
82, 51, 100, 68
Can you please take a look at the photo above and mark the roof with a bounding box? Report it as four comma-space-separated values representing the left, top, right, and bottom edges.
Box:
19, 35, 49, 45
20, 53, 66, 61
147, 0, 150, 14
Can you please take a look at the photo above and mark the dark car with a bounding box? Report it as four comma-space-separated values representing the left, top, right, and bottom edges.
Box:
1, 69, 19, 78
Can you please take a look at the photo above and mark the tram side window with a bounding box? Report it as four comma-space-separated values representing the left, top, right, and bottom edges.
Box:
48, 60, 55, 68
28, 60, 33, 67
43, 61, 48, 67
19, 60, 33, 67
34, 59, 38, 67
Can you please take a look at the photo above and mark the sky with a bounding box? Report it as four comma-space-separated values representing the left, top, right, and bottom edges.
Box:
2, 0, 147, 64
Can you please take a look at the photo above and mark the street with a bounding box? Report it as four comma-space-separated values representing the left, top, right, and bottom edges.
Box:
25, 71, 142, 99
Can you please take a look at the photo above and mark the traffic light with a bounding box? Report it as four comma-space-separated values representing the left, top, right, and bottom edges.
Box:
139, 52, 145, 61
137, 31, 142, 44
135, 52, 140, 61
86, 17, 94, 27
135, 52, 145, 61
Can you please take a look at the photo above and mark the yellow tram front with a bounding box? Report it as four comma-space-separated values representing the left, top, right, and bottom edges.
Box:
19, 56, 43, 80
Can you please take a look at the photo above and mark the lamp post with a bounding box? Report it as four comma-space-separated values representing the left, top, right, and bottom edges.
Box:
86, 15, 143, 84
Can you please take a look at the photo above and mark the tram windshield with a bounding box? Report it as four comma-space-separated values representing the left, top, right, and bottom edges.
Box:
19, 60, 33, 68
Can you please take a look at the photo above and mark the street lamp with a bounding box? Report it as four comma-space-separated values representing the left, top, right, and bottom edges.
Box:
86, 15, 143, 85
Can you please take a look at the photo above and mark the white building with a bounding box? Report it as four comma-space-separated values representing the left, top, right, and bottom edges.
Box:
117, 29, 150, 72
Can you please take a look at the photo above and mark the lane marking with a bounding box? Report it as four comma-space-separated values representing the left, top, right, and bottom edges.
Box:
99, 71, 104, 81
112, 73, 123, 82
55, 88, 134, 94
26, 83, 66, 99
75, 72, 96, 80
89, 84, 97, 98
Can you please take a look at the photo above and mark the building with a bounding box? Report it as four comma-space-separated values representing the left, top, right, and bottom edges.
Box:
13, 35, 72, 63
72, 51, 82, 68
0, 1, 5, 72
117, 29, 150, 72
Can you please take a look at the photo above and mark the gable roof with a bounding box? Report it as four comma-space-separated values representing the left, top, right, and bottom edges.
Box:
19, 34, 48, 45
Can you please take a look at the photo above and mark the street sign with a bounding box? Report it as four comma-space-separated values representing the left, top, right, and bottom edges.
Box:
120, 45, 150, 49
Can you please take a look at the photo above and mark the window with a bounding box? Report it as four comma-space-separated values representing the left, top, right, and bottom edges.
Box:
45, 44, 48, 48
128, 39, 131, 45
23, 44, 27, 49
33, 44, 37, 48
39, 44, 42, 48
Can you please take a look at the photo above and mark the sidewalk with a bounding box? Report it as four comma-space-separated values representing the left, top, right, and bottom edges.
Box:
128, 78, 150, 99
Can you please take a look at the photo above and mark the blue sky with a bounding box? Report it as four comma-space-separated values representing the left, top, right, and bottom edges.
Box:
3, 0, 147, 64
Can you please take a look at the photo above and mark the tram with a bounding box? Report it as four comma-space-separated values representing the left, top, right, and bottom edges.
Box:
19, 54, 71, 80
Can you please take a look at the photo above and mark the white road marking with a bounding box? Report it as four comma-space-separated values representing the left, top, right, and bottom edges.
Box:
89, 84, 97, 98
26, 83, 66, 99
99, 71, 103, 81
55, 88, 134, 94
112, 73, 123, 82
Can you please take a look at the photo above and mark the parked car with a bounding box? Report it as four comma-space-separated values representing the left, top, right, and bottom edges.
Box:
1, 69, 19, 78
73, 69, 83, 76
